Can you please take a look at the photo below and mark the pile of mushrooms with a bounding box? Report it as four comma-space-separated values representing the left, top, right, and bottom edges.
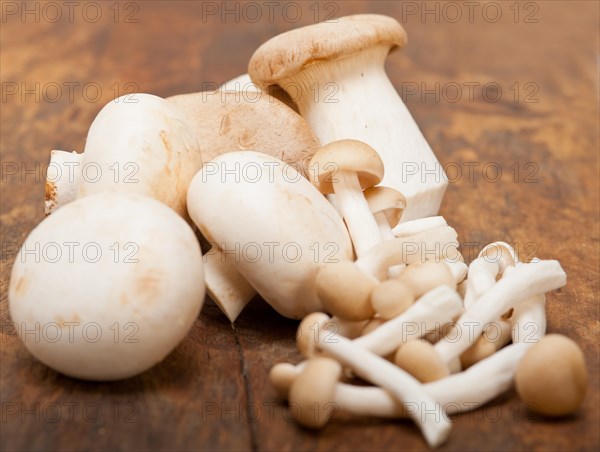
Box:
9, 13, 587, 448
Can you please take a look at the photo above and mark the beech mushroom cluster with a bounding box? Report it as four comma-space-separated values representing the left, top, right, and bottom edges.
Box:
9, 11, 587, 449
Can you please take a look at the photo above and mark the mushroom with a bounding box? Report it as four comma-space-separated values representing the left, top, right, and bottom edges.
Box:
312, 318, 452, 448
309, 139, 384, 257
315, 226, 458, 321
186, 151, 353, 319
167, 89, 321, 321
364, 186, 407, 276
9, 192, 205, 380
248, 14, 447, 221
515, 334, 587, 417
353, 285, 463, 355
459, 319, 512, 369
220, 73, 298, 112
270, 341, 531, 418
364, 186, 406, 242
44, 93, 202, 219
370, 260, 456, 320
393, 216, 447, 237
395, 260, 567, 382
288, 356, 342, 428
464, 242, 518, 309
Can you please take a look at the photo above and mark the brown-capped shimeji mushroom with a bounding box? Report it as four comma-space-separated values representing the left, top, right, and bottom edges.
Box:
464, 241, 518, 308
458, 243, 519, 367
312, 320, 452, 448
248, 14, 447, 221
370, 260, 456, 320
168, 89, 321, 322
270, 341, 531, 418
515, 334, 587, 417
309, 139, 384, 257
315, 226, 459, 321
364, 186, 406, 241
44, 93, 202, 217
395, 260, 567, 382
354, 286, 463, 356
288, 356, 343, 428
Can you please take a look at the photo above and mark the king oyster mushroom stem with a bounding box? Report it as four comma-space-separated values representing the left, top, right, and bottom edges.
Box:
249, 14, 448, 221
395, 260, 567, 382
315, 226, 459, 321
314, 322, 452, 448
9, 192, 205, 381
271, 341, 530, 418
44, 93, 202, 220
187, 151, 353, 319
167, 89, 321, 321
309, 139, 385, 257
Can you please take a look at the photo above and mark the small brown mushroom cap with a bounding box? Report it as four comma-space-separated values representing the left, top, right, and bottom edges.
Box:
515, 334, 587, 417
297, 312, 330, 358
288, 356, 342, 428
361, 317, 386, 336
394, 340, 449, 383
316, 262, 377, 321
168, 91, 320, 170
364, 186, 407, 228
249, 14, 407, 87
269, 362, 298, 399
460, 320, 512, 369
308, 140, 384, 195
399, 260, 456, 298
370, 279, 415, 319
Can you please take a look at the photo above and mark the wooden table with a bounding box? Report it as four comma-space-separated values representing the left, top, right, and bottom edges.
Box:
1, 1, 598, 450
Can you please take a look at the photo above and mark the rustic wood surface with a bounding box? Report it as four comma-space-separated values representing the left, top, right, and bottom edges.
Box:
1, 1, 598, 450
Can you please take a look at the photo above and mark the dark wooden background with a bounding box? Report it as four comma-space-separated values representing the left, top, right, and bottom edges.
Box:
1, 1, 598, 450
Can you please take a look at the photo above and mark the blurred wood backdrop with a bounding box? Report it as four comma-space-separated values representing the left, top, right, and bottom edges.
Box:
1, 1, 598, 450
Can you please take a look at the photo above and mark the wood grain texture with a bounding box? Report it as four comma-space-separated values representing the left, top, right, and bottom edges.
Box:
1, 1, 598, 450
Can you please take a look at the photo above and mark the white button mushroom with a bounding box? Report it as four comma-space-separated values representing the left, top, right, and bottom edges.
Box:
186, 151, 353, 319
45, 93, 202, 219
249, 14, 448, 221
9, 193, 205, 381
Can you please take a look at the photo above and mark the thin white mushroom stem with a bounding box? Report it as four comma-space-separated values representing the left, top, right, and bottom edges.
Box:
434, 260, 566, 365
353, 286, 463, 356
393, 216, 447, 237
355, 226, 458, 280
374, 212, 396, 241
505, 264, 547, 344
273, 342, 530, 418
333, 170, 383, 256
45, 150, 82, 214
316, 327, 452, 448
444, 259, 468, 284
464, 242, 518, 309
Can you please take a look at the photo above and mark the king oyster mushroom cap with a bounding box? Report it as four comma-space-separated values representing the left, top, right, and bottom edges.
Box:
248, 14, 447, 221
309, 139, 385, 257
44, 94, 202, 218
75, 93, 202, 219
186, 151, 353, 319
167, 89, 321, 322
9, 192, 205, 381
